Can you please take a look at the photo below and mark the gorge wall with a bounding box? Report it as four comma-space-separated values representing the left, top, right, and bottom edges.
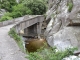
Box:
45, 0, 80, 51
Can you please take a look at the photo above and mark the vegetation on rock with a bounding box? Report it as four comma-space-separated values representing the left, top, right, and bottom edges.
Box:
68, 2, 73, 12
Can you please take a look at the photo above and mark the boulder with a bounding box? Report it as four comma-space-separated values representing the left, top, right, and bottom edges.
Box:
45, 0, 80, 51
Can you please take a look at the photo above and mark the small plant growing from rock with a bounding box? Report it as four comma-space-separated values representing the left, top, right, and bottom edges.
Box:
68, 2, 73, 12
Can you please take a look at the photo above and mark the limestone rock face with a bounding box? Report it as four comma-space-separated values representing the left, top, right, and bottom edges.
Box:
45, 0, 80, 51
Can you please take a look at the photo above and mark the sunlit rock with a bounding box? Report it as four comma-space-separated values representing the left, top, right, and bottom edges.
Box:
20, 30, 24, 34
62, 55, 80, 60
45, 0, 80, 52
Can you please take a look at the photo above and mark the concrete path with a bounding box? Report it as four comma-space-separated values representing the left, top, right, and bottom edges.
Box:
0, 25, 28, 60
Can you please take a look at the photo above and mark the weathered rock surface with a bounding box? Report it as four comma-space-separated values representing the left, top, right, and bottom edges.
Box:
45, 0, 80, 51
62, 55, 80, 60
0, 9, 6, 18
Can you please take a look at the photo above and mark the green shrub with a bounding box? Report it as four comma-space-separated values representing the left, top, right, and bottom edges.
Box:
0, 14, 12, 22
11, 4, 32, 18
0, 12, 12, 22
68, 2, 73, 12
10, 12, 22, 18
22, 0, 48, 5
9, 28, 21, 41
26, 1, 47, 15
27, 47, 77, 60
0, 4, 32, 22
0, 0, 17, 12
0, 0, 47, 22
3, 12, 11, 16
0, 16, 13, 22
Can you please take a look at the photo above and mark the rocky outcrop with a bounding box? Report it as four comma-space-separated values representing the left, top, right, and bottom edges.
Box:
45, 0, 80, 51
0, 9, 6, 18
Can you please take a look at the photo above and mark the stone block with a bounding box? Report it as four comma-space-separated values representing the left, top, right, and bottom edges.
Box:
3, 21, 8, 26
21, 23, 25, 30
0, 22, 3, 27
8, 20, 14, 25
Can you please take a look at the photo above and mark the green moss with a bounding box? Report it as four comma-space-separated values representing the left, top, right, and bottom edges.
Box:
68, 2, 73, 12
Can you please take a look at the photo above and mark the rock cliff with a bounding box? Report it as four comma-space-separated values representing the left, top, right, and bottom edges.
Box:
45, 0, 80, 51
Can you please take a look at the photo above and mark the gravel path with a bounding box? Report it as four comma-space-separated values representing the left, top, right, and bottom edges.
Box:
0, 25, 28, 60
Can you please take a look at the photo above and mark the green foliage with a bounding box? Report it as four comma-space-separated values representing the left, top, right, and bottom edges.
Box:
27, 47, 77, 60
9, 28, 21, 41
11, 4, 32, 18
68, 2, 73, 12
0, 16, 13, 22
9, 28, 25, 52
21, 0, 47, 5
0, 0, 17, 12
0, 0, 47, 22
24, 0, 47, 15
0, 4, 32, 21
0, 12, 13, 22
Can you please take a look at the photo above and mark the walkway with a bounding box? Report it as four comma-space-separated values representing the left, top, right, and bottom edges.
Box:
0, 15, 44, 60
0, 24, 28, 60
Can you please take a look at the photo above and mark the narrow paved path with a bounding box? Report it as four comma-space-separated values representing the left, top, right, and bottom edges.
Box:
0, 25, 27, 60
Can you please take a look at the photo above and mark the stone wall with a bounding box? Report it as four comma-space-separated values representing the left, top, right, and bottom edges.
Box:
0, 15, 38, 27
0, 16, 26, 27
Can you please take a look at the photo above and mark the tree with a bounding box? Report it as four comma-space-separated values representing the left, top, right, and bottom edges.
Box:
26, 1, 47, 15
0, 0, 17, 12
